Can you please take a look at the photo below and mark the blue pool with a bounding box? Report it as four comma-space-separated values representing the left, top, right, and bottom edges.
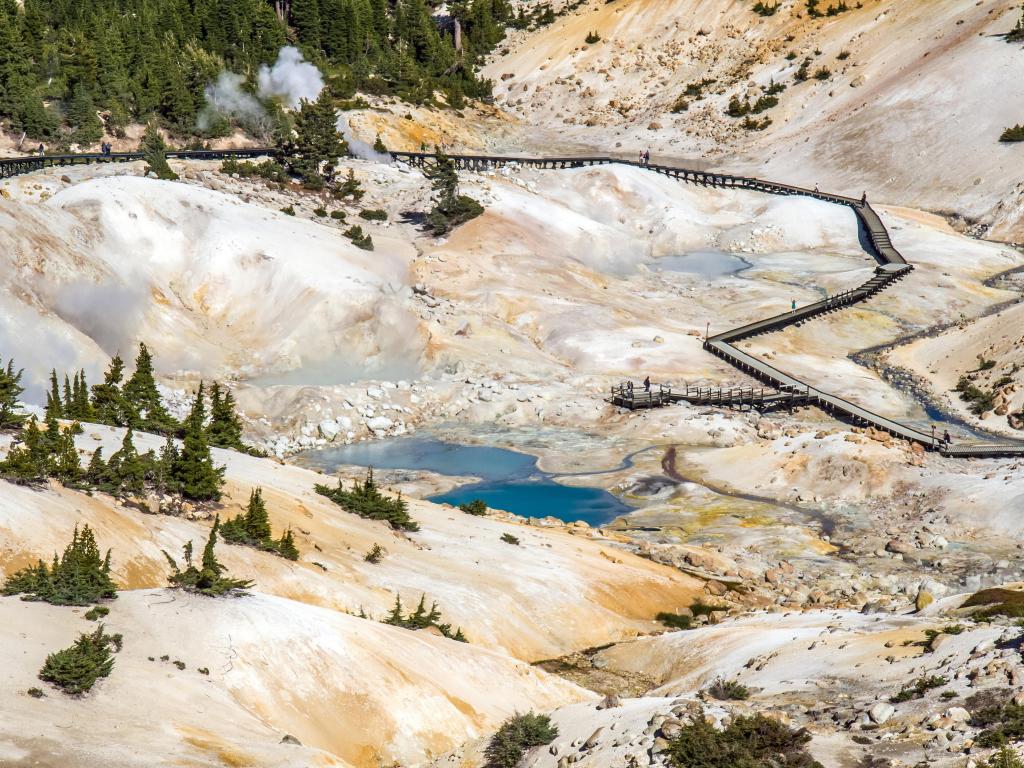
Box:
652, 250, 750, 277
298, 437, 634, 526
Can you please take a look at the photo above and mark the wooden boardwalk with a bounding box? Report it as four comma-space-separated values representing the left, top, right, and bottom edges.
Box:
2, 148, 1022, 459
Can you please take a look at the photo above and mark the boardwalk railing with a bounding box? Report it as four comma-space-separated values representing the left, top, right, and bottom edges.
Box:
2, 147, 1022, 458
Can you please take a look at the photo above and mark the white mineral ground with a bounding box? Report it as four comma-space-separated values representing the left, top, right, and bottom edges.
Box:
3, 2, 1024, 759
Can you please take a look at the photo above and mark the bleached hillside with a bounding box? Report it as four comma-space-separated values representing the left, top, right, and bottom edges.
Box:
482, 0, 1024, 239
0, 170, 420, 398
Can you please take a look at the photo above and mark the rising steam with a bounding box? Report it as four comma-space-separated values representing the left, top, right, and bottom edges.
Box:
257, 47, 325, 109
337, 113, 392, 164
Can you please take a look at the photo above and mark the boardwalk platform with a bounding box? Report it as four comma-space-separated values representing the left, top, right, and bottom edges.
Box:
610, 383, 809, 412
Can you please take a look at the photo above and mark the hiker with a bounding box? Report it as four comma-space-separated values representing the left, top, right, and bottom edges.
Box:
791, 298, 797, 311
814, 183, 819, 193
643, 376, 651, 393
861, 191, 867, 205
644, 149, 650, 166
943, 429, 952, 446
37, 143, 44, 156
638, 150, 644, 165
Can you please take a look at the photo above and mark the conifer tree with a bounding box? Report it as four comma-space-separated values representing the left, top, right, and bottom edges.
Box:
0, 357, 26, 430
123, 343, 177, 434
106, 429, 146, 495
277, 528, 299, 560
164, 515, 252, 596
51, 425, 81, 483
38, 624, 119, 694
72, 370, 94, 420
423, 147, 483, 234
172, 383, 225, 501
46, 369, 63, 420
85, 446, 107, 486
0, 417, 48, 484
3, 524, 116, 605
66, 83, 103, 144
141, 119, 178, 181
91, 354, 134, 427
207, 381, 245, 450
285, 89, 347, 188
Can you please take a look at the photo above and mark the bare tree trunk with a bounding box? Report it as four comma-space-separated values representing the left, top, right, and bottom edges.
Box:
454, 18, 462, 52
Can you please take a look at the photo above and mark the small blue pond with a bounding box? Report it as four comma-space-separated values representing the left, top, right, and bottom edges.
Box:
299, 437, 633, 526
652, 250, 750, 277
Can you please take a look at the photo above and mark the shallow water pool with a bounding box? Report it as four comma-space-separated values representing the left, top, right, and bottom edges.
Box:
299, 437, 634, 526
652, 250, 750, 277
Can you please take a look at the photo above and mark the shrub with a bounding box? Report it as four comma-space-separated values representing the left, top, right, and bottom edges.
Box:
220, 159, 289, 183
330, 210, 346, 220
27, 687, 45, 698
280, 205, 296, 216
39, 624, 119, 695
795, 59, 811, 81
173, 660, 186, 670
708, 678, 750, 700
313, 207, 328, 217
974, 702, 1024, 747
751, 95, 778, 114
364, 543, 385, 563
837, 49, 851, 60
485, 712, 558, 768
786, 51, 798, 61
813, 67, 832, 81
315, 468, 419, 531
891, 675, 948, 703
501, 532, 520, 545
459, 499, 488, 516
656, 611, 693, 630
726, 97, 750, 117
963, 588, 1024, 620
383, 593, 466, 641
989, 746, 1024, 768
665, 710, 820, 768
955, 377, 997, 416
741, 116, 772, 131
84, 605, 110, 621
1001, 125, 1024, 142
753, 1, 778, 15
359, 208, 388, 221
343, 225, 374, 250
584, 31, 601, 43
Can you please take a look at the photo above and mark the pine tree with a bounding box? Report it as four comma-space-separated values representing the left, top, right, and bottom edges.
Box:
423, 147, 482, 234
164, 515, 253, 596
141, 119, 178, 181
172, 382, 225, 501
277, 528, 299, 560
338, 168, 365, 200
285, 89, 347, 187
0, 417, 48, 484
384, 592, 404, 624
3, 524, 116, 605
38, 624, 119, 694
45, 369, 63, 420
91, 354, 134, 427
85, 446, 107, 486
206, 381, 245, 450
51, 426, 81, 482
0, 357, 26, 430
66, 83, 103, 144
106, 429, 146, 495
123, 343, 177, 434
72, 371, 93, 420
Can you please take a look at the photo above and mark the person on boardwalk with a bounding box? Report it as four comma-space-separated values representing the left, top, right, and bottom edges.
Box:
37, 144, 44, 156
814, 183, 819, 193
943, 429, 952, 446
643, 376, 651, 392
638, 150, 644, 165
861, 191, 867, 205
791, 298, 797, 311
644, 149, 650, 166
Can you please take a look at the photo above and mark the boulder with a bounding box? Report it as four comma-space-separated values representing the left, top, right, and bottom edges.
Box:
318, 420, 340, 440
868, 702, 895, 725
